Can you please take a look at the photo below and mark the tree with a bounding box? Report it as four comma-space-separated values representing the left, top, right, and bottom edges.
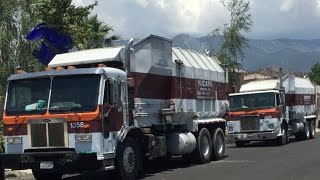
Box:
82, 14, 120, 49
0, 0, 43, 95
309, 62, 320, 85
35, 0, 112, 50
212, 0, 253, 85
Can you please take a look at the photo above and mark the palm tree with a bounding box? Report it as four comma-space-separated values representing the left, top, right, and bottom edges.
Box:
84, 14, 120, 49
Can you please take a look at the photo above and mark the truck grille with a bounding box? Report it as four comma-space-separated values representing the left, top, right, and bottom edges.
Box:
240, 116, 260, 131
29, 119, 67, 148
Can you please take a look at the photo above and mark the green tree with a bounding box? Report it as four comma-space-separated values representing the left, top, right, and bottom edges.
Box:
309, 62, 320, 85
83, 14, 120, 49
0, 0, 43, 95
36, 0, 121, 49
212, 0, 252, 85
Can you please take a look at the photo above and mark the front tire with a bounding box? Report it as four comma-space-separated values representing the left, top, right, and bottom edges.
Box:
0, 167, 4, 180
32, 170, 63, 180
115, 137, 142, 180
309, 120, 316, 139
276, 123, 288, 146
211, 128, 225, 160
192, 128, 212, 163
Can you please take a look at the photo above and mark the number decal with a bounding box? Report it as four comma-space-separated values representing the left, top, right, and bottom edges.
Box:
70, 122, 84, 129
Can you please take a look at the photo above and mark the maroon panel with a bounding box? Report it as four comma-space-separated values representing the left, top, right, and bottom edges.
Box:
131, 72, 228, 100
285, 94, 316, 106
3, 124, 27, 136
132, 72, 172, 99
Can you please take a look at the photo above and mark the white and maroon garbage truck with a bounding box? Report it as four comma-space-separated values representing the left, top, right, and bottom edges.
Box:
227, 72, 317, 147
0, 35, 229, 180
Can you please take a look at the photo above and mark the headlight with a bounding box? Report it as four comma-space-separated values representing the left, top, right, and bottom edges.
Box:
228, 126, 234, 132
75, 134, 92, 142
7, 136, 22, 144
268, 124, 274, 130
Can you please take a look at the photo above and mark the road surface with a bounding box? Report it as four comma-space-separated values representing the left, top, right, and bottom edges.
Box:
7, 134, 320, 180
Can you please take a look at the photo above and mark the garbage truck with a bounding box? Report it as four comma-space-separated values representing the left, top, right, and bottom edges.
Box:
227, 72, 317, 147
0, 35, 229, 180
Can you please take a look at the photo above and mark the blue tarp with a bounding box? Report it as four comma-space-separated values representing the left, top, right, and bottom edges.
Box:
26, 23, 73, 65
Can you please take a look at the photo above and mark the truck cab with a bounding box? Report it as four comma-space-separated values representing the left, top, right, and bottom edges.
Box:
227, 90, 283, 145
227, 77, 316, 147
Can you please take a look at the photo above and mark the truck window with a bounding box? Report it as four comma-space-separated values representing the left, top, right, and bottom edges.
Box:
103, 80, 111, 105
6, 78, 50, 115
276, 94, 281, 106
229, 92, 276, 111
49, 75, 100, 113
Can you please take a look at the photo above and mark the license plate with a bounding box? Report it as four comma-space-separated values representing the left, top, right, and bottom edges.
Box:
40, 161, 54, 169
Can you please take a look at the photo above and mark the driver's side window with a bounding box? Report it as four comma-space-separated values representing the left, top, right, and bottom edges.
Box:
103, 80, 111, 105
276, 94, 281, 106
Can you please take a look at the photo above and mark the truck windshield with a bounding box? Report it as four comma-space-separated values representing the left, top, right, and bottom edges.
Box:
6, 78, 51, 115
229, 92, 276, 111
49, 75, 100, 113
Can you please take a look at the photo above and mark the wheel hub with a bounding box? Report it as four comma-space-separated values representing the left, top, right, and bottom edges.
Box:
201, 136, 210, 156
216, 134, 224, 154
123, 147, 135, 173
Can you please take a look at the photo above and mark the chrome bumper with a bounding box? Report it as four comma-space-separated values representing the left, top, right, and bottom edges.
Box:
228, 131, 279, 142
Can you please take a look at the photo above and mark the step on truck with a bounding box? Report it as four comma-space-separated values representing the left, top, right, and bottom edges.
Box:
0, 35, 229, 180
227, 70, 317, 147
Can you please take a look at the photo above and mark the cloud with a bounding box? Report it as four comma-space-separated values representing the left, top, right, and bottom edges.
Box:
73, 0, 320, 40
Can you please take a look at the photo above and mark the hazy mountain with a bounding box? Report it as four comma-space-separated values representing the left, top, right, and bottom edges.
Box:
171, 34, 320, 73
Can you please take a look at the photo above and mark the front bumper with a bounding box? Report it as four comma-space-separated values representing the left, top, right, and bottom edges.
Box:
0, 151, 101, 173
228, 130, 279, 142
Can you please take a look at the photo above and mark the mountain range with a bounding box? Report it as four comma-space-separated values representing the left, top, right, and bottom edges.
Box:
113, 34, 320, 73
171, 34, 320, 73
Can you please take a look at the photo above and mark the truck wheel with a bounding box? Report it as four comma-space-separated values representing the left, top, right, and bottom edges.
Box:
0, 167, 4, 180
211, 128, 225, 160
235, 141, 246, 147
302, 122, 310, 140
192, 128, 212, 163
32, 170, 63, 180
276, 124, 288, 146
115, 137, 142, 180
309, 120, 316, 139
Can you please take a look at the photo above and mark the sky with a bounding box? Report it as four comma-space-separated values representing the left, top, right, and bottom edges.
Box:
73, 0, 320, 40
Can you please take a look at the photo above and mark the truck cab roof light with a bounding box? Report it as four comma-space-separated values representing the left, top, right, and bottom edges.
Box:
98, 64, 106, 67
56, 66, 65, 70
67, 65, 76, 69
45, 67, 52, 71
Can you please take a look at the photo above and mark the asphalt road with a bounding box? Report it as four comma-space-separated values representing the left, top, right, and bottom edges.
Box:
8, 134, 320, 180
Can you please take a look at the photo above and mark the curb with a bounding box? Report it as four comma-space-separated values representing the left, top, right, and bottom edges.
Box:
5, 169, 32, 178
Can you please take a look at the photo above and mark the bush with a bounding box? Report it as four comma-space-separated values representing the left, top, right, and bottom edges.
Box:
0, 121, 3, 154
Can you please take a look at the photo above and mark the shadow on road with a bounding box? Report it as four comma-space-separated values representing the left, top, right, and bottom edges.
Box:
227, 136, 317, 148
62, 156, 222, 180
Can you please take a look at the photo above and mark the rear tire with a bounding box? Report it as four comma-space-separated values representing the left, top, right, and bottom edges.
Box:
192, 128, 212, 163
303, 122, 310, 140
32, 170, 63, 180
309, 120, 316, 139
211, 128, 225, 160
115, 137, 142, 180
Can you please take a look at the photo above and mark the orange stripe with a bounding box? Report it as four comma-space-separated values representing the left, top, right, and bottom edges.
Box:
227, 108, 280, 121
3, 106, 101, 125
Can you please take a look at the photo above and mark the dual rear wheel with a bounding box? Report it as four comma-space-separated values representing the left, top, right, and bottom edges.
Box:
192, 127, 225, 163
